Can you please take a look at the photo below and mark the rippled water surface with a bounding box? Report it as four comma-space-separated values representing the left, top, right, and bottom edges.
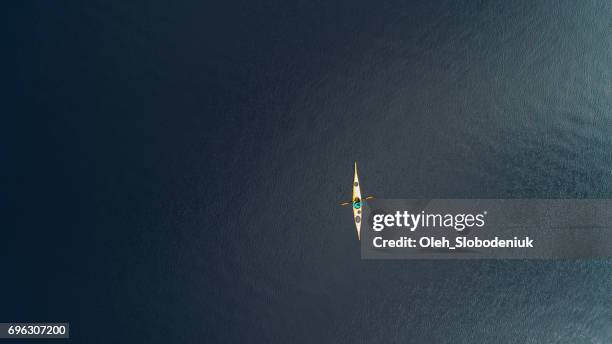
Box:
8, 0, 612, 342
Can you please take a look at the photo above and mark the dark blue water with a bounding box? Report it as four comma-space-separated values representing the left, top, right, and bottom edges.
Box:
6, 0, 611, 342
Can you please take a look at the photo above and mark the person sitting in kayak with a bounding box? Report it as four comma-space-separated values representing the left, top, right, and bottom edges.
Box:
340, 196, 373, 207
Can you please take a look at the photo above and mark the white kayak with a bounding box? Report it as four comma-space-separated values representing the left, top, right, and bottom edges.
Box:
352, 162, 363, 239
